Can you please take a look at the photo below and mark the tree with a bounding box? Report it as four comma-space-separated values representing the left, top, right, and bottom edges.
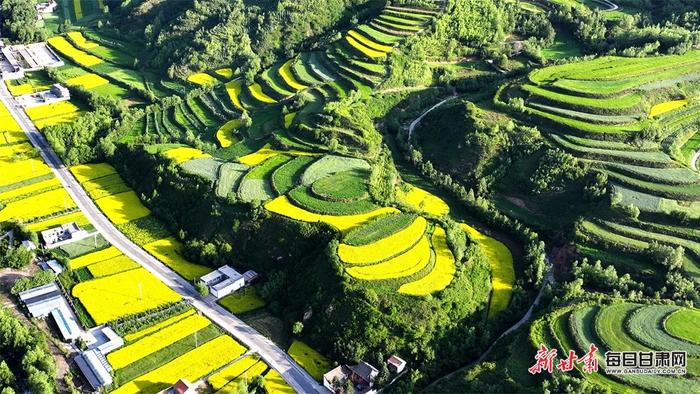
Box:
195, 282, 209, 296
292, 321, 304, 335
0, 0, 43, 43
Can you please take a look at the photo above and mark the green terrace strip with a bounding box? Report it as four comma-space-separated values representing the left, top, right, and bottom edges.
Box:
310, 169, 370, 201
271, 156, 317, 195
626, 305, 700, 356
343, 213, 417, 246
665, 308, 700, 345
216, 163, 249, 198
549, 135, 673, 167
238, 155, 293, 202
288, 185, 378, 215
522, 84, 644, 113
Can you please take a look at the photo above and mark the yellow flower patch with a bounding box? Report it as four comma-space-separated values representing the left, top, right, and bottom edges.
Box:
95, 191, 150, 225
0, 188, 76, 222
67, 32, 98, 49
5, 81, 33, 96
186, 72, 218, 86
68, 246, 123, 269
111, 335, 246, 394
398, 226, 456, 296
123, 309, 196, 342
265, 195, 399, 233
0, 142, 33, 159
26, 211, 89, 233
66, 73, 109, 90
348, 30, 392, 53
87, 255, 139, 277
25, 100, 81, 129
72, 267, 181, 324
0, 158, 52, 187
216, 119, 241, 148
346, 35, 386, 59
225, 79, 245, 110
288, 340, 331, 381
208, 355, 261, 391
263, 370, 294, 394
70, 162, 117, 183
649, 100, 688, 117
279, 60, 307, 91
397, 184, 450, 216
248, 83, 277, 104
346, 235, 431, 280
238, 143, 318, 166
460, 224, 514, 319
107, 313, 211, 369
0, 101, 22, 132
48, 36, 102, 67
338, 216, 427, 265
143, 237, 210, 280
161, 146, 211, 164
215, 68, 233, 79
0, 177, 59, 201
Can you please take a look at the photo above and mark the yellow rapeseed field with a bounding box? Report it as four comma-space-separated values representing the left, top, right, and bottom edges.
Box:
0, 100, 22, 132
346, 36, 386, 58
238, 143, 318, 166
5, 81, 33, 96
70, 162, 117, 183
87, 255, 139, 277
162, 146, 211, 164
225, 80, 245, 110
263, 370, 295, 394
66, 73, 109, 90
460, 223, 514, 319
0, 177, 59, 201
649, 100, 688, 117
112, 335, 246, 394
0, 142, 34, 159
0, 188, 75, 222
124, 309, 196, 342
348, 30, 392, 52
265, 196, 399, 232
69, 246, 123, 269
26, 211, 89, 232
397, 184, 450, 216
248, 83, 277, 104
47, 36, 102, 67
25, 101, 81, 129
216, 119, 241, 148
72, 267, 181, 324
143, 237, 210, 280
107, 313, 211, 369
0, 158, 52, 187
287, 340, 331, 381
338, 216, 427, 264
279, 60, 307, 91
398, 226, 456, 296
67, 32, 98, 49
215, 359, 268, 393
95, 191, 151, 224
215, 68, 233, 79
208, 355, 261, 391
346, 235, 431, 280
186, 72, 218, 86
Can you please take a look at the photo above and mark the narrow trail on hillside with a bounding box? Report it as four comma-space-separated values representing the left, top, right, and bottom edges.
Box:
407, 97, 555, 391
691, 149, 700, 171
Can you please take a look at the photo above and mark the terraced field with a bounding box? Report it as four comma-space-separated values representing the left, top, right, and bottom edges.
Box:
531, 303, 700, 393
502, 53, 700, 280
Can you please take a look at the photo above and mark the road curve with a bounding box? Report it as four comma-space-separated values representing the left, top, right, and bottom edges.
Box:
0, 83, 323, 394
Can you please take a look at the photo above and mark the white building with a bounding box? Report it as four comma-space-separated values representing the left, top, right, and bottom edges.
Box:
41, 222, 90, 249
0, 42, 63, 80
18, 283, 80, 341
39, 259, 64, 274
74, 349, 113, 390
36, 1, 58, 14
199, 265, 245, 298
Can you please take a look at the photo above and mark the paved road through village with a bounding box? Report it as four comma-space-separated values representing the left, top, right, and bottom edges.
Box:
0, 83, 323, 394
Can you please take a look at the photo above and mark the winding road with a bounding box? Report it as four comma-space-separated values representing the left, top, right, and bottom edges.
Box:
0, 83, 322, 393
